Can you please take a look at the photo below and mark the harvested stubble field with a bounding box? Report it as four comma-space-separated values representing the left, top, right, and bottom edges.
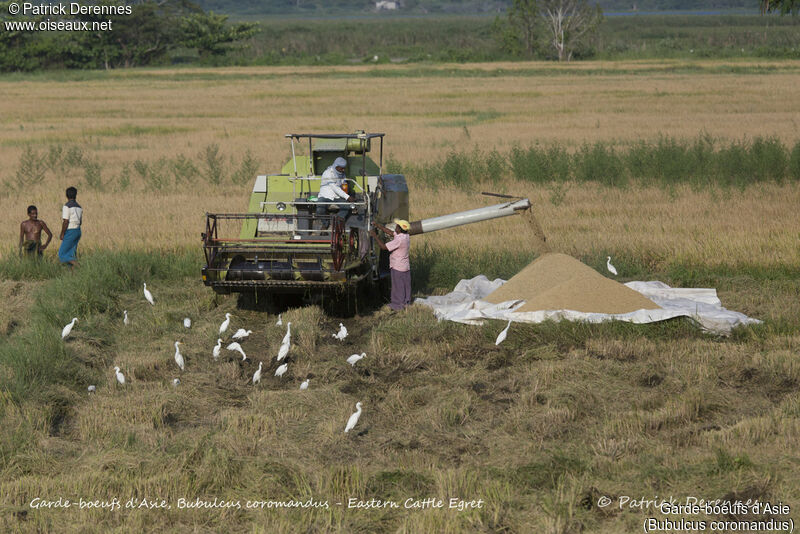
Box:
1, 60, 799, 533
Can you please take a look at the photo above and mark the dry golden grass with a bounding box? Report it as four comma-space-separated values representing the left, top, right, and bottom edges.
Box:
1, 59, 800, 267
2, 60, 800, 533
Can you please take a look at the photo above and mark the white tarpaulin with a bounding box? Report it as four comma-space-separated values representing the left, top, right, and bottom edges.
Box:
415, 276, 761, 335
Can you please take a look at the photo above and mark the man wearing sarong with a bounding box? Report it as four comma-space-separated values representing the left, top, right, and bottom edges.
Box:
58, 187, 83, 266
18, 205, 52, 258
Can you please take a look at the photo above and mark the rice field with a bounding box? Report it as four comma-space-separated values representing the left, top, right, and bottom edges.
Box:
1, 59, 800, 533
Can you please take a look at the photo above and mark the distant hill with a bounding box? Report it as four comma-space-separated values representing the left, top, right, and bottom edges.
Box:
195, 0, 756, 17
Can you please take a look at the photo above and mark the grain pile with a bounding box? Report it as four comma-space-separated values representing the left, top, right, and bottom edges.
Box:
485, 253, 660, 314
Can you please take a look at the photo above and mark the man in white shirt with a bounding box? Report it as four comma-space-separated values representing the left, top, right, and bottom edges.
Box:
316, 157, 354, 230
58, 186, 82, 266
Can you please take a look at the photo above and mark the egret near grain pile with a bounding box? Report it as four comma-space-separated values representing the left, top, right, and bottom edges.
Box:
495, 320, 511, 346
61, 317, 78, 340
275, 363, 288, 377
174, 341, 185, 371
123, 310, 129, 325
219, 313, 232, 335
183, 318, 191, 328
300, 379, 309, 390
344, 402, 362, 433
347, 352, 366, 366
333, 323, 348, 341
606, 256, 618, 276
227, 341, 246, 360
253, 362, 263, 385
232, 328, 252, 341
212, 338, 222, 360
114, 366, 125, 385
143, 282, 155, 305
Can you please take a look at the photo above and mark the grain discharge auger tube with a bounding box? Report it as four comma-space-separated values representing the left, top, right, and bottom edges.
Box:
201, 132, 540, 302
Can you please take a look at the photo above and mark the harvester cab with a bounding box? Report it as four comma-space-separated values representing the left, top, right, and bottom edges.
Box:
202, 131, 409, 295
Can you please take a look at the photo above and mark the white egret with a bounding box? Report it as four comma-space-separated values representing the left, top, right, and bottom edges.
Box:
253, 362, 263, 385
276, 314, 283, 326
114, 366, 125, 385
212, 338, 222, 360
226, 341, 247, 361
219, 313, 232, 335
174, 341, 185, 371
275, 363, 288, 377
183, 317, 191, 328
300, 379, 309, 390
277, 340, 289, 362
123, 310, 129, 325
347, 352, 366, 366
232, 328, 252, 341
333, 323, 348, 341
88, 385, 96, 393
606, 256, 618, 276
495, 320, 511, 346
61, 317, 78, 340
281, 322, 292, 345
344, 402, 362, 433
173, 378, 180, 387
143, 282, 155, 305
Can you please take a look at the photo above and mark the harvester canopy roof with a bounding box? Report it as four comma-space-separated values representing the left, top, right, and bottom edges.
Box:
285, 133, 385, 139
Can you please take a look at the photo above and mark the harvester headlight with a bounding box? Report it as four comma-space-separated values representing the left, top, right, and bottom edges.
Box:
276, 202, 286, 211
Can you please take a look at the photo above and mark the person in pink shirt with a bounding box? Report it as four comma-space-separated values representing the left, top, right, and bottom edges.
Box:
370, 219, 411, 311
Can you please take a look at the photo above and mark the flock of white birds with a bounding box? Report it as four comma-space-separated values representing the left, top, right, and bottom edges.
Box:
69, 259, 623, 437
70, 283, 367, 434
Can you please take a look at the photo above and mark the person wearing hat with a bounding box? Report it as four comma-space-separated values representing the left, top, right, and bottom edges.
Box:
317, 156, 355, 230
370, 219, 411, 311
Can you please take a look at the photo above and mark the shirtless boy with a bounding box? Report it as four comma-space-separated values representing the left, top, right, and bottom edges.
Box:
19, 205, 53, 258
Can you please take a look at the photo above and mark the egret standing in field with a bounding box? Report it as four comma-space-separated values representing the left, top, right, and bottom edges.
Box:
282, 322, 292, 346
183, 317, 191, 328
606, 256, 618, 276
226, 341, 246, 361
88, 385, 96, 394
300, 378, 310, 390
276, 314, 282, 327
114, 366, 125, 385
277, 339, 290, 362
344, 402, 362, 433
347, 352, 366, 366
495, 320, 511, 346
173, 378, 180, 387
219, 313, 232, 335
123, 310, 129, 325
212, 338, 222, 360
333, 323, 348, 341
143, 282, 155, 305
253, 362, 263, 385
232, 328, 252, 341
275, 363, 288, 377
174, 341, 185, 371
61, 317, 78, 340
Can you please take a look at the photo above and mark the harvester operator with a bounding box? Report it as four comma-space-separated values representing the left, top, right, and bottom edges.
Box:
317, 157, 355, 230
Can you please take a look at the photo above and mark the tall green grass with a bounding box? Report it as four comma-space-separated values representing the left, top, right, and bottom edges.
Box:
0, 250, 198, 403
393, 135, 800, 189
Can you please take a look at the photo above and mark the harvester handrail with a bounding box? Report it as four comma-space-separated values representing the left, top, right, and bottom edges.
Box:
284, 176, 366, 194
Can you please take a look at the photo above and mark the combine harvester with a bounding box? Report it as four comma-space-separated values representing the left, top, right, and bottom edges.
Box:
201, 132, 533, 307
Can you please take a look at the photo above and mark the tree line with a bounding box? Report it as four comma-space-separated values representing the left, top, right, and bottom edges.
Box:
494, 0, 796, 61
0, 0, 258, 71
